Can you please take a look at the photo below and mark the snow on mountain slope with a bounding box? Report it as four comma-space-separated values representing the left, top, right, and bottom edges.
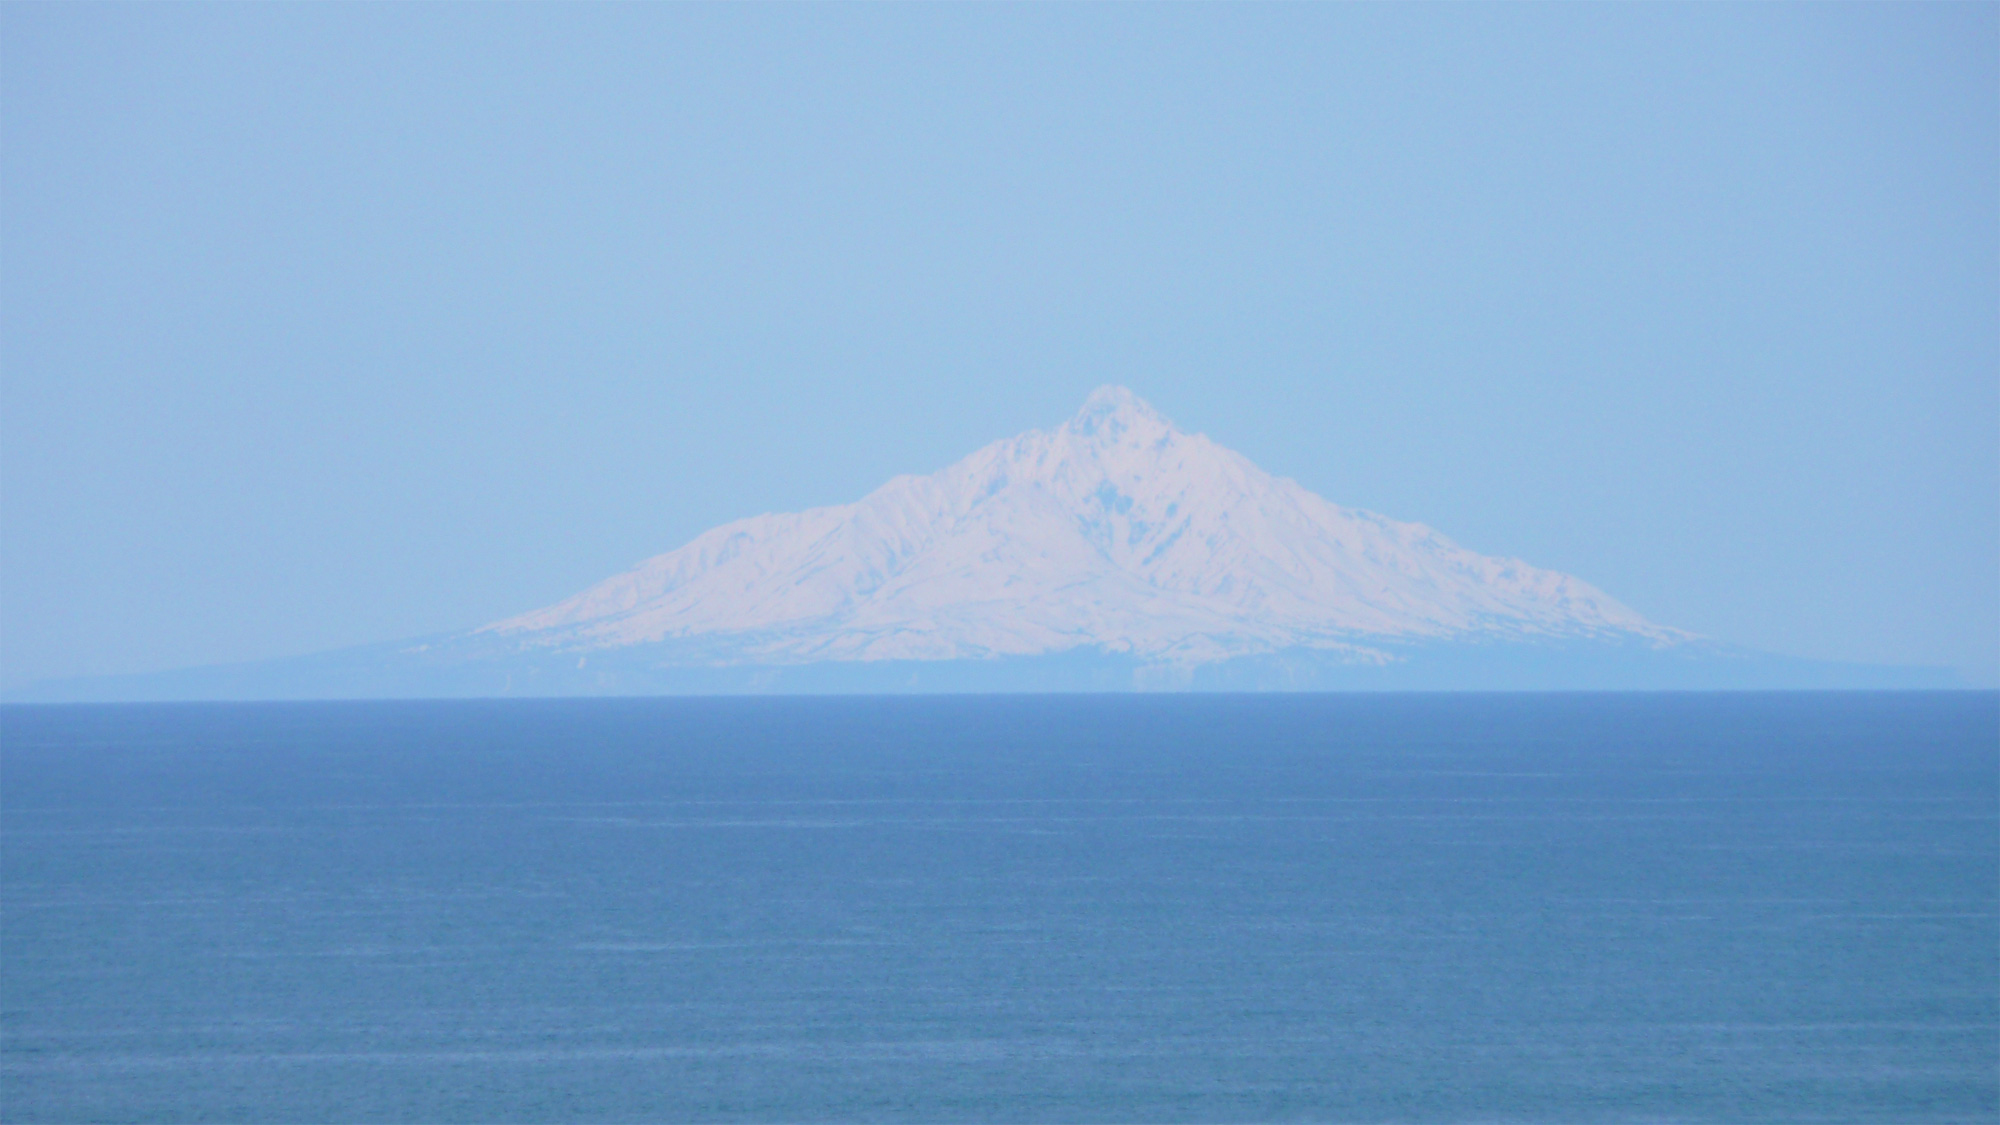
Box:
483, 387, 1684, 665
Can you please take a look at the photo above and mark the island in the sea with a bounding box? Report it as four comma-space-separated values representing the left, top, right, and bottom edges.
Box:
14, 388, 1953, 698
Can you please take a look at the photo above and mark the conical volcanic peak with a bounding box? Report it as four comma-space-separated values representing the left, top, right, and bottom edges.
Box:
1069, 385, 1174, 438
483, 388, 1687, 665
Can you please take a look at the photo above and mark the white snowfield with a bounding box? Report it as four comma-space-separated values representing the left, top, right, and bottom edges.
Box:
485, 387, 1684, 665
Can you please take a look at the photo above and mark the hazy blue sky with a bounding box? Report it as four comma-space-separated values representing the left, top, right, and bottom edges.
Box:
4, 5, 1995, 687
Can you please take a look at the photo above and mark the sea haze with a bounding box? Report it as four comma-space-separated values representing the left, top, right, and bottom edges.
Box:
2, 693, 1995, 1122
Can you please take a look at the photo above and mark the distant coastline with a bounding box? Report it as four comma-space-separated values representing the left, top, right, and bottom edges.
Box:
6, 636, 1961, 703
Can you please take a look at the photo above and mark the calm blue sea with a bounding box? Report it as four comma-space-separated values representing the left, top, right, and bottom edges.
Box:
2, 694, 1994, 1123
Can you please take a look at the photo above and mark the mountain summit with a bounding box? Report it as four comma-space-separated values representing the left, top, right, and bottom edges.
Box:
482, 387, 1683, 668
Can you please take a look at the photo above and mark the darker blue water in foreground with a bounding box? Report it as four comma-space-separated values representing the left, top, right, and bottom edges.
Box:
2, 694, 1995, 1123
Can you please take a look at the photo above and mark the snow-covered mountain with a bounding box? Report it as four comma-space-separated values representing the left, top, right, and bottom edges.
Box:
481, 387, 1686, 668
16, 386, 1959, 700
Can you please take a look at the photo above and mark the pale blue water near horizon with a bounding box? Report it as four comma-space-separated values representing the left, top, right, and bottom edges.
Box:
2, 693, 1995, 1123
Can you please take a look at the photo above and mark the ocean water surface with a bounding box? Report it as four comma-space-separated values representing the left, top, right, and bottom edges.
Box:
2, 693, 1995, 1122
